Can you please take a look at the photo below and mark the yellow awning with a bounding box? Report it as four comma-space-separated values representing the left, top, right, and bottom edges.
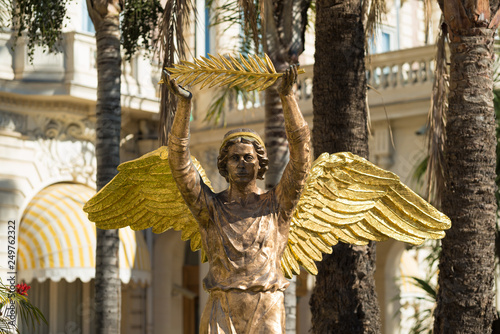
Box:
17, 183, 151, 285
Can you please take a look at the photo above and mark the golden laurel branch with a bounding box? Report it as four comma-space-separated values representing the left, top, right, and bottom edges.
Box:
160, 53, 305, 91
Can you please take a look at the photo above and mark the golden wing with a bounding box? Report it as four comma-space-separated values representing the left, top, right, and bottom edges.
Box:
83, 146, 212, 260
281, 152, 451, 278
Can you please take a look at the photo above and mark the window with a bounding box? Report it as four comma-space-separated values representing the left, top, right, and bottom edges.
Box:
81, 1, 95, 34
369, 27, 396, 54
195, 0, 212, 57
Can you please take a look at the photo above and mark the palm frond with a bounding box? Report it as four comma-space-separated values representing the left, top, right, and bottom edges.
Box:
16, 298, 47, 330
397, 241, 440, 334
0, 0, 11, 28
409, 276, 437, 299
0, 317, 18, 334
157, 0, 195, 145
425, 20, 448, 208
207, 0, 260, 52
163, 53, 304, 91
240, 0, 259, 51
364, 0, 387, 39
423, 0, 433, 43
204, 86, 256, 126
0, 280, 47, 333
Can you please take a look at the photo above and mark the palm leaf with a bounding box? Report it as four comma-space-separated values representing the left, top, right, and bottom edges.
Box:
0, 0, 11, 28
0, 281, 47, 333
157, 0, 195, 145
409, 276, 437, 299
162, 53, 305, 91
425, 20, 448, 208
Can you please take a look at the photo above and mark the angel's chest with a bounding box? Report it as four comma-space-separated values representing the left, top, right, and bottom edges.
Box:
220, 201, 274, 224
210, 201, 276, 237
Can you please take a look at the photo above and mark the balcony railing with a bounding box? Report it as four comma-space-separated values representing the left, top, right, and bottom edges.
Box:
1, 30, 437, 120
0, 31, 160, 112
366, 45, 436, 90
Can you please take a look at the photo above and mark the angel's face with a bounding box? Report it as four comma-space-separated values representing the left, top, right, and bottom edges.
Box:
226, 142, 260, 184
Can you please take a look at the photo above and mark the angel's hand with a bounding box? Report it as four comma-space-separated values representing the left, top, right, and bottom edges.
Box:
163, 70, 192, 100
279, 64, 298, 96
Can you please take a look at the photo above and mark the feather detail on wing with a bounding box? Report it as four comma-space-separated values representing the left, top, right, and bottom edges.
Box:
282, 152, 451, 278
83, 146, 212, 262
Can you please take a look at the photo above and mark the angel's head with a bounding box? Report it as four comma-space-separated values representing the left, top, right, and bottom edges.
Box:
217, 129, 269, 183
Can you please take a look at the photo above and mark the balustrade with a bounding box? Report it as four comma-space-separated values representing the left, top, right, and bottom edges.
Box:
366, 45, 436, 91
1, 30, 438, 119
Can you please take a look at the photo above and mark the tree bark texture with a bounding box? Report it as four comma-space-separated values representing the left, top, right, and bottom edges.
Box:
264, 65, 295, 334
263, 0, 311, 329
88, 1, 122, 333
309, 0, 380, 333
434, 26, 497, 334
265, 82, 289, 190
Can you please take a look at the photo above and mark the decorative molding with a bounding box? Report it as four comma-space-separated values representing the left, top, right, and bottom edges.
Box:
30, 114, 96, 142
0, 110, 27, 133
34, 138, 97, 188
28, 114, 97, 186
0, 94, 91, 116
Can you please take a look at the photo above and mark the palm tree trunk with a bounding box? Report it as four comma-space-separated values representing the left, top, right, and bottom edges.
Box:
87, 1, 122, 332
265, 82, 289, 189
265, 57, 296, 333
309, 0, 381, 332
263, 0, 310, 328
434, 2, 498, 331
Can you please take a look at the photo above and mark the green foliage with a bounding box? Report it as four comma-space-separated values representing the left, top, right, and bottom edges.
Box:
409, 276, 436, 300
0, 0, 11, 27
404, 276, 436, 334
12, 0, 163, 63
204, 0, 261, 126
398, 241, 440, 334
207, 0, 260, 53
121, 0, 163, 61
13, 0, 71, 61
413, 155, 428, 186
205, 86, 256, 126
0, 280, 47, 334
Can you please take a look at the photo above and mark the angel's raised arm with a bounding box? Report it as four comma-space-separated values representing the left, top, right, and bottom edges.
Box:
167, 78, 212, 223
275, 66, 311, 215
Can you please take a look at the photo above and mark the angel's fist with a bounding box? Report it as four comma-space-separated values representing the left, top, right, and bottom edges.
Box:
279, 65, 298, 96
163, 70, 192, 100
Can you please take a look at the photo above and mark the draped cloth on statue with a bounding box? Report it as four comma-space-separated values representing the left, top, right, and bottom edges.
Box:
200, 189, 290, 293
201, 289, 285, 334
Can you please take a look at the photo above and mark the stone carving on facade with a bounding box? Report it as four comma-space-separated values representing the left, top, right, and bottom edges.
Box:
30, 114, 97, 187
0, 110, 27, 133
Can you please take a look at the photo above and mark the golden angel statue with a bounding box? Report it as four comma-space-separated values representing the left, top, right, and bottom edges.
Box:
84, 57, 450, 333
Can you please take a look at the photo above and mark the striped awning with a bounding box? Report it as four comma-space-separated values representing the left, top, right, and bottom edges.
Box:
17, 183, 151, 285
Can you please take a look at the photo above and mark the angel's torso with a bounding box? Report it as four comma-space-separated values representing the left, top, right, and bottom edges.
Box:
197, 188, 291, 293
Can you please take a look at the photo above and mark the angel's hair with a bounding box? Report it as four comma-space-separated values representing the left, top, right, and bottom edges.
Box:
217, 128, 269, 182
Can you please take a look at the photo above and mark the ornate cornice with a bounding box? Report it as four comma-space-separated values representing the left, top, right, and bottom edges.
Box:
0, 110, 27, 133
0, 109, 97, 187
0, 109, 96, 142
31, 114, 96, 142
0, 94, 91, 117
